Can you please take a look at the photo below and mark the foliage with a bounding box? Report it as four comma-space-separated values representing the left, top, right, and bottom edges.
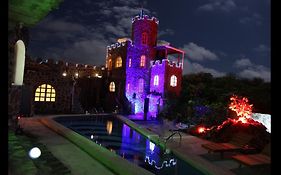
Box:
77, 77, 99, 112
159, 73, 270, 126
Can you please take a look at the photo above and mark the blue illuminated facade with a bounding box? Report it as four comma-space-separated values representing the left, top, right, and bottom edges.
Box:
106, 10, 184, 119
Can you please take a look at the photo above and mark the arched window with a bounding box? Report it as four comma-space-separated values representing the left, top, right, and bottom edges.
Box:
142, 32, 148, 45
109, 82, 115, 92
170, 75, 177, 87
138, 79, 144, 92
128, 58, 132, 67
108, 59, 112, 70
34, 84, 56, 102
115, 56, 122, 68
153, 75, 159, 86
140, 55, 146, 67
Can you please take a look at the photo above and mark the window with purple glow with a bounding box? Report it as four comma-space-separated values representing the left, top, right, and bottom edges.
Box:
138, 78, 144, 92
170, 75, 177, 87
127, 83, 130, 91
109, 82, 115, 92
153, 75, 159, 86
128, 58, 132, 67
140, 55, 146, 67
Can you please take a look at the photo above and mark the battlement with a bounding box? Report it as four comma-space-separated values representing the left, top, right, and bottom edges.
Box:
150, 59, 182, 69
132, 15, 159, 24
107, 40, 129, 51
34, 58, 105, 71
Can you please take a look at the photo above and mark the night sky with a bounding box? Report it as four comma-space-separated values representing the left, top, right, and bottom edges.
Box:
28, 0, 271, 82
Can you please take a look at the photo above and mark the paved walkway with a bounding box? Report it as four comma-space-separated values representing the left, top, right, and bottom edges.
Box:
136, 121, 238, 175
17, 116, 269, 175
19, 116, 115, 175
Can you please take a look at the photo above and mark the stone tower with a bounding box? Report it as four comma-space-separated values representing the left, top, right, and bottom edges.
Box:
125, 10, 159, 114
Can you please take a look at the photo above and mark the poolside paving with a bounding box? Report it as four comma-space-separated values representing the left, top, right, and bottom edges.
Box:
19, 116, 116, 175
16, 115, 270, 175
136, 120, 270, 175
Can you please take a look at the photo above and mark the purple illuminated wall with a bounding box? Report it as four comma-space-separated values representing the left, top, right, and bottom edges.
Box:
125, 12, 158, 115
150, 60, 167, 94
112, 11, 184, 118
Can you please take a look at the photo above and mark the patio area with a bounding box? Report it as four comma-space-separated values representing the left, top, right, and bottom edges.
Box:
8, 115, 270, 175
136, 120, 270, 175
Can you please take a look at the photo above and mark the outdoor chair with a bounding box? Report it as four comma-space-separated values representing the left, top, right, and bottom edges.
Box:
201, 132, 253, 158
232, 143, 271, 167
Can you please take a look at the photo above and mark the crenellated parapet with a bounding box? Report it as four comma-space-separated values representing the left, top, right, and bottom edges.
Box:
132, 14, 159, 25
150, 59, 182, 69
25, 57, 105, 79
107, 40, 129, 51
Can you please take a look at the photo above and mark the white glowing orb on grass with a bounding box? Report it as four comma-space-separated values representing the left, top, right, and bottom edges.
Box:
29, 147, 41, 159
251, 113, 271, 133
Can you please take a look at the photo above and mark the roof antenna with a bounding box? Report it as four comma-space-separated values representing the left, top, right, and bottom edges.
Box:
140, 7, 144, 18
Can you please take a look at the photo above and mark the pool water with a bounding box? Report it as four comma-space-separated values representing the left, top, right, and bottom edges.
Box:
54, 115, 204, 175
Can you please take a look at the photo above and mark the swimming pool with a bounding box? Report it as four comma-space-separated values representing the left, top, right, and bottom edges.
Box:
54, 115, 204, 175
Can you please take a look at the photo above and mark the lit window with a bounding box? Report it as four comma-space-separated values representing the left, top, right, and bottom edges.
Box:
128, 58, 132, 67
34, 84, 56, 102
109, 82, 115, 92
140, 55, 146, 67
153, 75, 159, 86
115, 56, 122, 68
142, 32, 148, 45
127, 83, 130, 91
138, 79, 144, 92
75, 72, 79, 78
170, 75, 177, 87
108, 59, 112, 70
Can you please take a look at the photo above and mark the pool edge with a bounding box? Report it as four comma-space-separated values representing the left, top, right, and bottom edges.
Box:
39, 117, 154, 175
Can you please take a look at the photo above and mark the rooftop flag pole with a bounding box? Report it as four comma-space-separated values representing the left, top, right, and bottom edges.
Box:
140, 9, 144, 17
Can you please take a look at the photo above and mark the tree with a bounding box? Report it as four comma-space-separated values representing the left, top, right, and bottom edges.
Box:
77, 77, 98, 112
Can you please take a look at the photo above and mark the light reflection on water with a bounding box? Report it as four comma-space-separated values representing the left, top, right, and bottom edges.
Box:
55, 115, 204, 175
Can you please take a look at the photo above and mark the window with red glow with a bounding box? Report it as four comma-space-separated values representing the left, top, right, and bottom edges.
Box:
141, 32, 148, 45
138, 79, 144, 92
170, 75, 177, 87
153, 75, 159, 86
140, 55, 146, 67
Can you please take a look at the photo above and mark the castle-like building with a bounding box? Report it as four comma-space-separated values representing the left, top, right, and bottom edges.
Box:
8, 10, 184, 119
105, 10, 184, 118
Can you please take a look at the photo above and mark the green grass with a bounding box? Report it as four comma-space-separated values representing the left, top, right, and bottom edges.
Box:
8, 130, 71, 175
8, 130, 38, 175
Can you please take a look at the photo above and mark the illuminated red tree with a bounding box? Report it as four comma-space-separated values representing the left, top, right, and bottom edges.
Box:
229, 95, 253, 123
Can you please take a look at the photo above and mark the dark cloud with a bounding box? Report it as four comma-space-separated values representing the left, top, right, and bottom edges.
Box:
253, 44, 270, 53
28, 0, 270, 82
181, 43, 218, 61
158, 29, 175, 37
234, 58, 252, 68
234, 58, 270, 81
239, 13, 263, 25
191, 63, 225, 77
198, 0, 236, 12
